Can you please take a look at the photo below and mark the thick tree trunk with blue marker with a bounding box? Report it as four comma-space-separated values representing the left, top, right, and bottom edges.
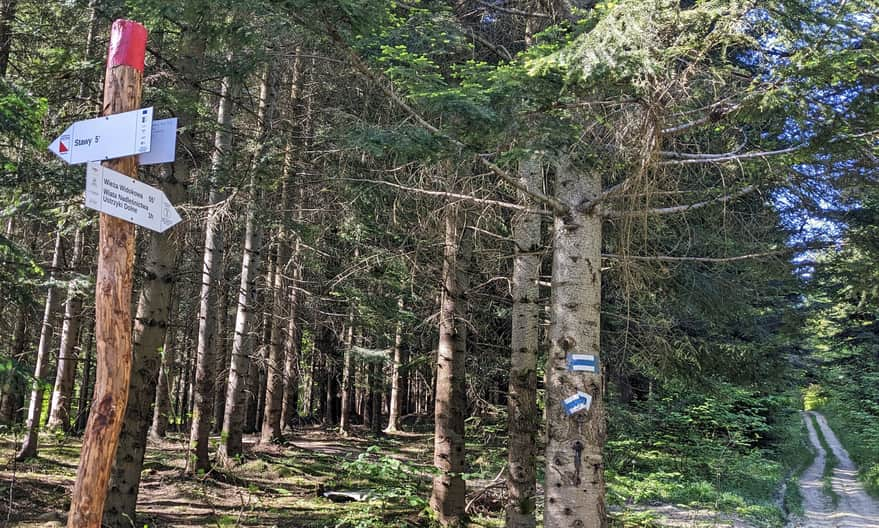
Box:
544, 159, 606, 528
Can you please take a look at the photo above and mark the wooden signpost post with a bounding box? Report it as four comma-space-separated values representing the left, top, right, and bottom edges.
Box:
67, 19, 147, 528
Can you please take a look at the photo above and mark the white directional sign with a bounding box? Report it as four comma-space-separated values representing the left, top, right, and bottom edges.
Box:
49, 107, 154, 164
84, 162, 181, 233
139, 117, 177, 166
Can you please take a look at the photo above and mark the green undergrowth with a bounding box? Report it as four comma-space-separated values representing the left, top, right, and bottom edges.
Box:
807, 360, 879, 497
605, 383, 810, 528
325, 445, 432, 528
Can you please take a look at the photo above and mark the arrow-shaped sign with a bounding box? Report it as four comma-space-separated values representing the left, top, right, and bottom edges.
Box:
84, 162, 181, 233
563, 391, 593, 416
50, 107, 154, 164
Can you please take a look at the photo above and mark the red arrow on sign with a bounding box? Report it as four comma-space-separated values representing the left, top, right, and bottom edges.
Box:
59, 141, 68, 153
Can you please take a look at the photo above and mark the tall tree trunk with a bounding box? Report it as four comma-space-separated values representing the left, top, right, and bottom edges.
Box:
212, 278, 231, 433
385, 297, 406, 433
149, 314, 177, 439
0, 305, 28, 424
320, 329, 337, 427
104, 162, 183, 525
16, 230, 63, 460
74, 324, 95, 434
0, 0, 17, 78
369, 361, 381, 434
430, 204, 470, 526
78, 0, 100, 104
218, 65, 275, 455
260, 252, 286, 442
242, 343, 261, 434
339, 311, 355, 434
543, 160, 605, 528
278, 57, 305, 433
245, 267, 272, 434
218, 201, 261, 459
176, 343, 191, 433
506, 158, 542, 528
189, 53, 237, 473
280, 285, 301, 428
47, 227, 86, 432
304, 341, 317, 417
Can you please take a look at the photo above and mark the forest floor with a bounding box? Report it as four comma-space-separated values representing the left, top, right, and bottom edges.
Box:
788, 411, 879, 528
0, 424, 803, 528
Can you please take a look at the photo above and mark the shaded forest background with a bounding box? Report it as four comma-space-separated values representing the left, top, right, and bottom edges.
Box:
0, 1, 876, 527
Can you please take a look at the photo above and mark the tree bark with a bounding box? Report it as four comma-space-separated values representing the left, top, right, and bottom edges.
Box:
0, 304, 29, 424
385, 297, 406, 433
47, 227, 86, 432
543, 159, 606, 528
212, 278, 231, 433
218, 199, 261, 458
339, 311, 355, 434
369, 360, 382, 434
16, 229, 63, 460
149, 316, 176, 439
506, 158, 542, 528
245, 265, 272, 434
189, 51, 237, 473
103, 162, 183, 526
430, 204, 470, 526
74, 325, 95, 434
280, 283, 301, 428
0, 0, 17, 78
261, 250, 287, 442
278, 56, 305, 432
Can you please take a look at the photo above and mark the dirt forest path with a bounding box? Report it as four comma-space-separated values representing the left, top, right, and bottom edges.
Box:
791, 411, 879, 527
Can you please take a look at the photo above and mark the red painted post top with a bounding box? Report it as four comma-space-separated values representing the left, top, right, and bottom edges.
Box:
107, 19, 148, 72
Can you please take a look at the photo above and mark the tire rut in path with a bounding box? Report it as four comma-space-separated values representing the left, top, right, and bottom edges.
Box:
790, 411, 879, 527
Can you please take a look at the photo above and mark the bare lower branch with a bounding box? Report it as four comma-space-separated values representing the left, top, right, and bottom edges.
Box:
578, 178, 632, 214
462, 26, 512, 61
335, 177, 549, 214
660, 141, 745, 160
603, 242, 834, 263
602, 250, 787, 263
658, 145, 804, 165
479, 155, 568, 215
660, 101, 744, 136
474, 0, 551, 18
603, 184, 758, 218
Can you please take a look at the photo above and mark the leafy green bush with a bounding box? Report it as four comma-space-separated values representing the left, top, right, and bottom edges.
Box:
802, 384, 828, 411
606, 384, 805, 527
330, 446, 430, 528
819, 359, 879, 496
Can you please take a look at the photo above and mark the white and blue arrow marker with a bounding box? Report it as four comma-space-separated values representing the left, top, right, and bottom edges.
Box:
563, 391, 593, 415
567, 354, 598, 373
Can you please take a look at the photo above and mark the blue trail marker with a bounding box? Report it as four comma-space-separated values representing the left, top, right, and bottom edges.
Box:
567, 353, 598, 373
563, 391, 593, 415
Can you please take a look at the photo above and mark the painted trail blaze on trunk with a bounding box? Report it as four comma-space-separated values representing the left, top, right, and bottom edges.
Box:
544, 161, 606, 528
67, 18, 146, 528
